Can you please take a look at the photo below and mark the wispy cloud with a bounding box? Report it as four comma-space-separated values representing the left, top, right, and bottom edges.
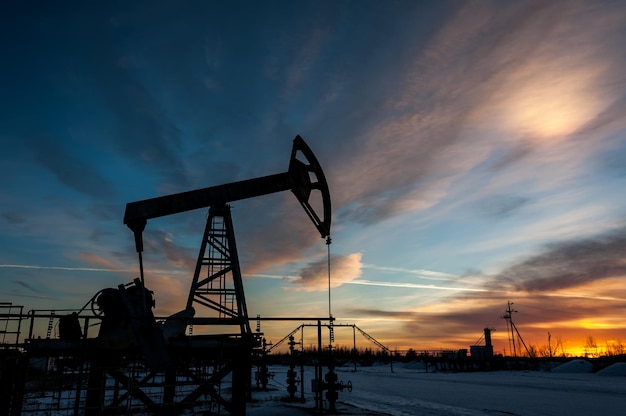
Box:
1, 212, 27, 225
362, 264, 458, 281
142, 230, 196, 270
33, 139, 116, 200
13, 280, 40, 292
476, 195, 530, 218
0, 264, 130, 272
323, 0, 626, 232
289, 253, 362, 291
493, 225, 626, 292
345, 279, 487, 292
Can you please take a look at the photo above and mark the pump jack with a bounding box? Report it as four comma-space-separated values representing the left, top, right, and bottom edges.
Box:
124, 135, 330, 336
76, 136, 332, 415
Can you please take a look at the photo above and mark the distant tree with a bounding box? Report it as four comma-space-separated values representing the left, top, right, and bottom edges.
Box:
584, 336, 599, 357
535, 335, 567, 357
605, 339, 625, 356
362, 347, 372, 360
537, 344, 552, 358
553, 336, 566, 357
405, 348, 417, 360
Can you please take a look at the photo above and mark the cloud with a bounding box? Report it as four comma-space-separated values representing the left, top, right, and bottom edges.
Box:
79, 252, 130, 272
34, 139, 116, 200
234, 196, 329, 273
493, 226, 626, 292
345, 279, 487, 293
283, 26, 329, 100
79, 239, 192, 316
362, 264, 458, 281
345, 302, 504, 347
343, 223, 626, 348
477, 195, 530, 218
486, 144, 533, 173
290, 253, 362, 291
347, 308, 418, 321
0, 263, 127, 273
142, 230, 197, 271
1, 212, 26, 225
13, 280, 40, 293
341, 280, 626, 350
574, 92, 626, 138
96, 74, 189, 190
5, 4, 191, 195
321, 0, 626, 231
145, 274, 190, 316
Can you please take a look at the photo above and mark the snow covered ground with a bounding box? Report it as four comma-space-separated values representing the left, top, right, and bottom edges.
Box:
21, 359, 626, 415
248, 361, 626, 416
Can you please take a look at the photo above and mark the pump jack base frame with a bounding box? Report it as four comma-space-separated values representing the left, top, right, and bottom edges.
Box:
22, 335, 254, 415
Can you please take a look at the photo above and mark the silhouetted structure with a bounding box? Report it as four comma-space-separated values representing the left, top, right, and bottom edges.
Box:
1, 136, 332, 416
471, 328, 495, 361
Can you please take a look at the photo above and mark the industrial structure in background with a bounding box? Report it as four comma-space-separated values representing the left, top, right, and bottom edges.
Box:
0, 136, 355, 415
470, 327, 495, 361
501, 301, 534, 358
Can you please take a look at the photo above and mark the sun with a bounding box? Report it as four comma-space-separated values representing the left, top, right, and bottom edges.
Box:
475, 48, 609, 144
502, 65, 605, 141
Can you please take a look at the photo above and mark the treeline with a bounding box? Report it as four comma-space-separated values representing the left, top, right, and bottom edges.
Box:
503, 335, 625, 359
264, 345, 402, 365
268, 340, 626, 361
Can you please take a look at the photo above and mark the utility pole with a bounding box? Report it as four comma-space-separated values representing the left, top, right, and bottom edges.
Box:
501, 301, 517, 358
501, 301, 534, 358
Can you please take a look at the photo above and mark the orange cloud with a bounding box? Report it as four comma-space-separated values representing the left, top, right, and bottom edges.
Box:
147, 274, 190, 317
290, 253, 363, 291
79, 252, 127, 271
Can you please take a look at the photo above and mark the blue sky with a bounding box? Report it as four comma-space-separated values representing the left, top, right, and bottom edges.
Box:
2, 0, 626, 355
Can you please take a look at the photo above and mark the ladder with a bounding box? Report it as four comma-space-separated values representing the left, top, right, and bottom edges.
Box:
46, 312, 55, 339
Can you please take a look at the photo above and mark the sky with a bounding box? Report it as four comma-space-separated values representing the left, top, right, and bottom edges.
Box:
1, 0, 626, 357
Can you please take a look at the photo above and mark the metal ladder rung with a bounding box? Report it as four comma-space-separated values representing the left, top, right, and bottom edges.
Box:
46, 312, 55, 339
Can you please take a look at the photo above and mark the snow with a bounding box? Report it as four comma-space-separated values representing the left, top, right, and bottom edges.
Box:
550, 359, 594, 373
597, 362, 626, 377
23, 360, 626, 415
247, 361, 626, 416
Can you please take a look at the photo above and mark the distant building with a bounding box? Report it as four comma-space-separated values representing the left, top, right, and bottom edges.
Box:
470, 328, 494, 360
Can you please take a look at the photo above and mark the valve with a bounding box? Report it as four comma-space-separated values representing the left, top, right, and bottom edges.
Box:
287, 368, 298, 396
286, 335, 303, 400
255, 337, 273, 390
322, 363, 352, 412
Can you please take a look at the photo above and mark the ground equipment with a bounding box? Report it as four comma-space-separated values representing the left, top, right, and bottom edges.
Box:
19, 135, 332, 416
115, 135, 330, 414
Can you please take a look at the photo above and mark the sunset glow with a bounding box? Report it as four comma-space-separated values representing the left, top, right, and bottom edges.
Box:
500, 64, 607, 140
